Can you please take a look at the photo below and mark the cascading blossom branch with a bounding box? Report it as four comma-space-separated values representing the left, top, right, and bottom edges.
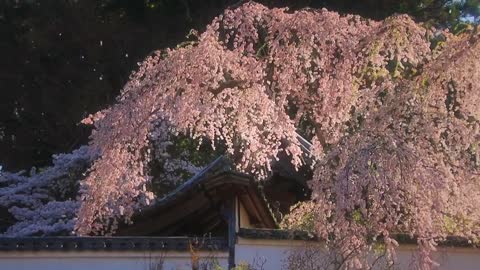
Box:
76, 2, 480, 268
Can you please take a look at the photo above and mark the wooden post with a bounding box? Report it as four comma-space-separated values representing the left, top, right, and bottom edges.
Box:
226, 196, 237, 269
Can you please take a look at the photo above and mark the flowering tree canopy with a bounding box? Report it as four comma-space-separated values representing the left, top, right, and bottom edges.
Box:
1, 2, 478, 269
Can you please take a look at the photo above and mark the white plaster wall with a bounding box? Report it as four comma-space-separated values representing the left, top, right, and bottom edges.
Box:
235, 238, 308, 270
2, 241, 479, 270
238, 202, 253, 229
235, 238, 480, 270
394, 246, 480, 270
0, 251, 228, 270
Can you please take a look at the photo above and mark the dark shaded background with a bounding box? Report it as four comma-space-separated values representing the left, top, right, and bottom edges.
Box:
0, 0, 478, 170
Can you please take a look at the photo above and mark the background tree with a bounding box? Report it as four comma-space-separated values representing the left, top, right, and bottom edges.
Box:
0, 0, 478, 171
0, 0, 231, 170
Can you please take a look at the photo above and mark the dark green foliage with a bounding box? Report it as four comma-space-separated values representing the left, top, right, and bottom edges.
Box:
0, 0, 234, 170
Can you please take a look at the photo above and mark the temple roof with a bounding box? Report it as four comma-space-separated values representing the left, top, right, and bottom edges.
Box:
117, 156, 276, 236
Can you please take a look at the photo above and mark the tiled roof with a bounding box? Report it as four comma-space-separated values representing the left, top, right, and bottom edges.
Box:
119, 156, 276, 235
238, 228, 477, 248
392, 233, 476, 248
0, 236, 227, 252
238, 228, 317, 241
150, 156, 240, 208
